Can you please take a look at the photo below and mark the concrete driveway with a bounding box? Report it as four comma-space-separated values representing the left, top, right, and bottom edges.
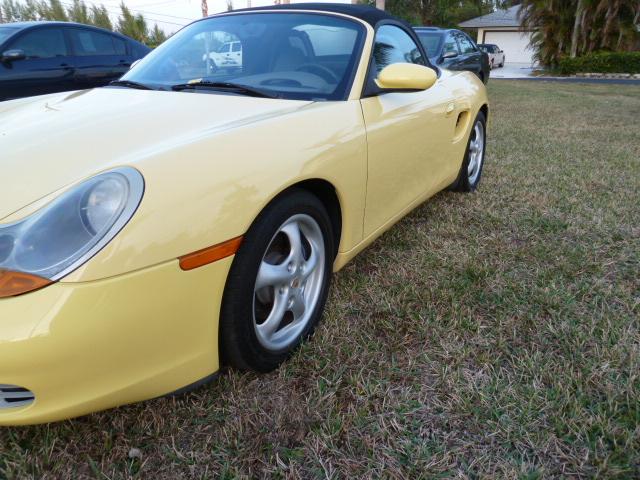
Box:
490, 62, 535, 79
489, 63, 640, 85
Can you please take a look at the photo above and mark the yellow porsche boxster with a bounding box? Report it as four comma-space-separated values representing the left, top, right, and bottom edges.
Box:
0, 3, 488, 425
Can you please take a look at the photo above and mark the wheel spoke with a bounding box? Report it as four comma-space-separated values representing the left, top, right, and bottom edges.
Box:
289, 290, 306, 320
301, 247, 319, 281
282, 221, 304, 265
255, 261, 291, 291
256, 289, 288, 338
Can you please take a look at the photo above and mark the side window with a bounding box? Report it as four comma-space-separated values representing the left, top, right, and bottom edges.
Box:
443, 34, 460, 56
113, 37, 127, 56
232, 42, 241, 52
9, 28, 68, 58
69, 29, 119, 56
132, 43, 148, 58
457, 33, 477, 54
372, 25, 424, 73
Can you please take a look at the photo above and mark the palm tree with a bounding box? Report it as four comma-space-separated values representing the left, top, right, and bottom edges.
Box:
519, 0, 640, 66
519, 0, 576, 65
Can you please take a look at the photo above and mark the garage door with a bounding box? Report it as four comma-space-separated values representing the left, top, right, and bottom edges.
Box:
483, 31, 534, 64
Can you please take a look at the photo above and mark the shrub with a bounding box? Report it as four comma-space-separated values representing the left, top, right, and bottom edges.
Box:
557, 52, 640, 75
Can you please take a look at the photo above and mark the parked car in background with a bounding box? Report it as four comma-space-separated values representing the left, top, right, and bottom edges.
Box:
203, 40, 243, 70
414, 27, 490, 83
0, 21, 150, 101
478, 43, 505, 68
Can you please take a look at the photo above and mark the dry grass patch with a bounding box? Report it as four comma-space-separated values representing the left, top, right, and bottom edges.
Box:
1, 80, 639, 479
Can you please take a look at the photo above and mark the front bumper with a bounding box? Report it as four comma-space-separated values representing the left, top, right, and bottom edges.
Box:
0, 257, 232, 426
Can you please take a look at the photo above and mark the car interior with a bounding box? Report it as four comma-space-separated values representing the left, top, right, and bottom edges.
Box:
133, 14, 364, 100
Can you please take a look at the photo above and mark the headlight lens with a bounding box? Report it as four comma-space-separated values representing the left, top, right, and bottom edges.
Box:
0, 167, 144, 290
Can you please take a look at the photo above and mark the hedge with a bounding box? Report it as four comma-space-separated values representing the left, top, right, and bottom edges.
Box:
556, 51, 640, 75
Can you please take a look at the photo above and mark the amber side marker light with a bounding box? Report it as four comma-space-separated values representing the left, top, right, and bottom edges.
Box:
179, 236, 243, 271
0, 270, 53, 298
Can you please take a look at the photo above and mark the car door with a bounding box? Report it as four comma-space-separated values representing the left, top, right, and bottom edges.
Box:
219, 42, 232, 65
455, 32, 481, 75
0, 27, 74, 100
489, 46, 498, 66
230, 41, 242, 66
440, 33, 463, 71
360, 25, 457, 237
67, 27, 131, 90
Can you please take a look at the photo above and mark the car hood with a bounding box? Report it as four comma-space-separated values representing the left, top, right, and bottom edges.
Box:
0, 88, 312, 222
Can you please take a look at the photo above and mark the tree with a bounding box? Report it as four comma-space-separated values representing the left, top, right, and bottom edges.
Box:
67, 0, 90, 24
116, 1, 149, 43
147, 23, 167, 48
519, 0, 640, 66
378, 0, 494, 28
39, 0, 68, 21
0, 0, 22, 22
90, 4, 112, 30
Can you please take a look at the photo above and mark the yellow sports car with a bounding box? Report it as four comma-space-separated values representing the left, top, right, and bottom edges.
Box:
0, 4, 488, 425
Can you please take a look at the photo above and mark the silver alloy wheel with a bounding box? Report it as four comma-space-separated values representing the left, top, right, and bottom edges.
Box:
253, 214, 325, 352
467, 119, 485, 184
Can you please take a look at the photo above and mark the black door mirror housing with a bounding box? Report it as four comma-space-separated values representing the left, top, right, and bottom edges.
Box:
2, 49, 26, 63
442, 50, 458, 60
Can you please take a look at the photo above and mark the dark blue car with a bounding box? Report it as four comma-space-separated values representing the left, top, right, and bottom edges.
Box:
0, 22, 150, 101
414, 27, 490, 84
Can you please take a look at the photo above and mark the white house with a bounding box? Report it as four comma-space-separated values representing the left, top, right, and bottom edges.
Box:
459, 5, 535, 65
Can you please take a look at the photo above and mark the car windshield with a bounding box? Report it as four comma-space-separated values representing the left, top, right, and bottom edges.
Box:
415, 31, 443, 57
123, 12, 365, 101
0, 26, 19, 44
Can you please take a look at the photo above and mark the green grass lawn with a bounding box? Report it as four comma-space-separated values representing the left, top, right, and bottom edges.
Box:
1, 80, 639, 479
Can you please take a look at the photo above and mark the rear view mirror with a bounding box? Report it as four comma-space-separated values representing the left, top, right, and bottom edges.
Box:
1, 49, 26, 63
442, 50, 458, 60
376, 63, 437, 92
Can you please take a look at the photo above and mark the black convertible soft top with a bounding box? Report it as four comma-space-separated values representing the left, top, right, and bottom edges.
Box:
224, 3, 407, 29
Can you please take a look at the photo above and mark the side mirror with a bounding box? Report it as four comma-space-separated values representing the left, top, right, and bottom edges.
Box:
442, 50, 458, 60
375, 63, 437, 92
1, 49, 26, 63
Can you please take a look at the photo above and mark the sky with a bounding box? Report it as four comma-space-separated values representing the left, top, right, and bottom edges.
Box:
57, 0, 352, 35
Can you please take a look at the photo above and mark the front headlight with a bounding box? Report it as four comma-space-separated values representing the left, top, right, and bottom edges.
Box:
0, 167, 144, 297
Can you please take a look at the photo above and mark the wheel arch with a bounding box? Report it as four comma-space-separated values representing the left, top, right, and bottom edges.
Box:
480, 103, 489, 122
267, 179, 343, 258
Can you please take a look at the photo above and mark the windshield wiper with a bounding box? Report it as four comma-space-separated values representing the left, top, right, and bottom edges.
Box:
171, 81, 279, 99
109, 80, 154, 90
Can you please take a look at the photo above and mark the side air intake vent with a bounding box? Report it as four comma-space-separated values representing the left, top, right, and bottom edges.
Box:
0, 384, 35, 409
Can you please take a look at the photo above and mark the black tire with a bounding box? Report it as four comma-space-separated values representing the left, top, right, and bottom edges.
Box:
219, 189, 334, 372
449, 111, 487, 193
